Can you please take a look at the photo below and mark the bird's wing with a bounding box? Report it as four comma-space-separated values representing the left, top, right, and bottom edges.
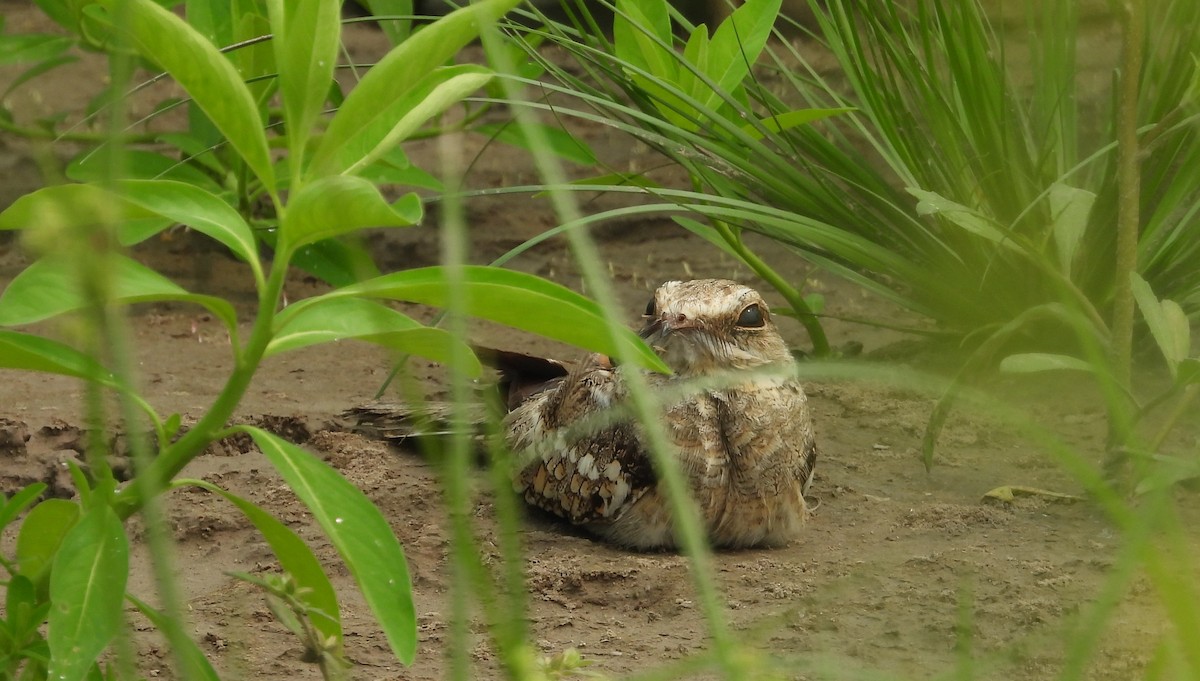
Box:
505, 355, 656, 524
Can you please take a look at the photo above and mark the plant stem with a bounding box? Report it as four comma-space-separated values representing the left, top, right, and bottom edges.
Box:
1111, 0, 1143, 404
113, 259, 287, 520
711, 219, 831, 355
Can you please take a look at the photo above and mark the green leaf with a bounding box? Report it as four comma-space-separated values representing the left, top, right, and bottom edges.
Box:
6, 574, 48, 644
613, 0, 674, 75
174, 479, 342, 650
268, 296, 482, 375
16, 499, 81, 597
47, 505, 129, 681
0, 331, 116, 385
186, 0, 234, 47
266, 0, 340, 167
342, 66, 495, 177
307, 0, 519, 177
127, 594, 220, 681
67, 150, 223, 193
1047, 183, 1095, 277
331, 266, 669, 372
291, 237, 383, 288
0, 483, 49, 534
0, 183, 151, 233
1177, 358, 1200, 386
0, 34, 74, 65
280, 176, 421, 254
475, 121, 597, 166
909, 188, 1021, 251
1131, 272, 1190, 376
999, 352, 1095, 374
741, 107, 854, 140
102, 0, 275, 194
0, 255, 237, 331
113, 180, 261, 279
705, 0, 780, 97
241, 427, 416, 664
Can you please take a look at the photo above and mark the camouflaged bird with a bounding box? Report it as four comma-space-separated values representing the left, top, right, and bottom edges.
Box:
506, 279, 818, 550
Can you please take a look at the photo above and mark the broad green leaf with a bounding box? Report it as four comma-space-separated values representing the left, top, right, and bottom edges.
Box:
0, 483, 48, 534
0, 183, 150, 233
127, 595, 220, 681
741, 108, 854, 140
67, 149, 222, 193
1160, 299, 1191, 372
1135, 454, 1200, 495
1047, 183, 1095, 276
186, 0, 234, 47
676, 26, 710, 112
280, 176, 421, 253
0, 331, 116, 384
361, 0, 413, 45
113, 180, 261, 278
291, 237, 383, 288
268, 296, 482, 375
102, 0, 275, 194
174, 479, 342, 650
6, 574, 48, 644
331, 266, 669, 372
307, 0, 520, 177
359, 150, 444, 191
705, 0, 780, 99
0, 34, 73, 65
0, 255, 237, 331
242, 427, 416, 664
47, 505, 129, 681
1177, 358, 1200, 386
909, 188, 1020, 251
475, 121, 597, 166
342, 66, 496, 177
266, 0, 340, 167
999, 352, 1094, 374
16, 500, 81, 597
1131, 272, 1190, 376
613, 0, 673, 75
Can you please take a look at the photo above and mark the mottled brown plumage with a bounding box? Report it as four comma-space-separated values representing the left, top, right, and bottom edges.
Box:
506, 279, 818, 550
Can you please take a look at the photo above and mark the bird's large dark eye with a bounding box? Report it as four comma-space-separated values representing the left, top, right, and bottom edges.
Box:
736, 304, 765, 328
644, 297, 656, 317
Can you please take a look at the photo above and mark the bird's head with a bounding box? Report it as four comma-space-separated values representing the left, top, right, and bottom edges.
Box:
638, 279, 794, 376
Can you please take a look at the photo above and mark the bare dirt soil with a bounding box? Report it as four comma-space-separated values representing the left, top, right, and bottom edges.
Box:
1, 3, 1196, 679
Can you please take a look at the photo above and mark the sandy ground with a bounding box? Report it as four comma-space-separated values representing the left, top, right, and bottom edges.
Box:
1, 3, 1197, 679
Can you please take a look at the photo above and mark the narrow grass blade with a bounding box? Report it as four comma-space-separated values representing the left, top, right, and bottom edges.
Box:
127, 594, 221, 681
243, 427, 416, 664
